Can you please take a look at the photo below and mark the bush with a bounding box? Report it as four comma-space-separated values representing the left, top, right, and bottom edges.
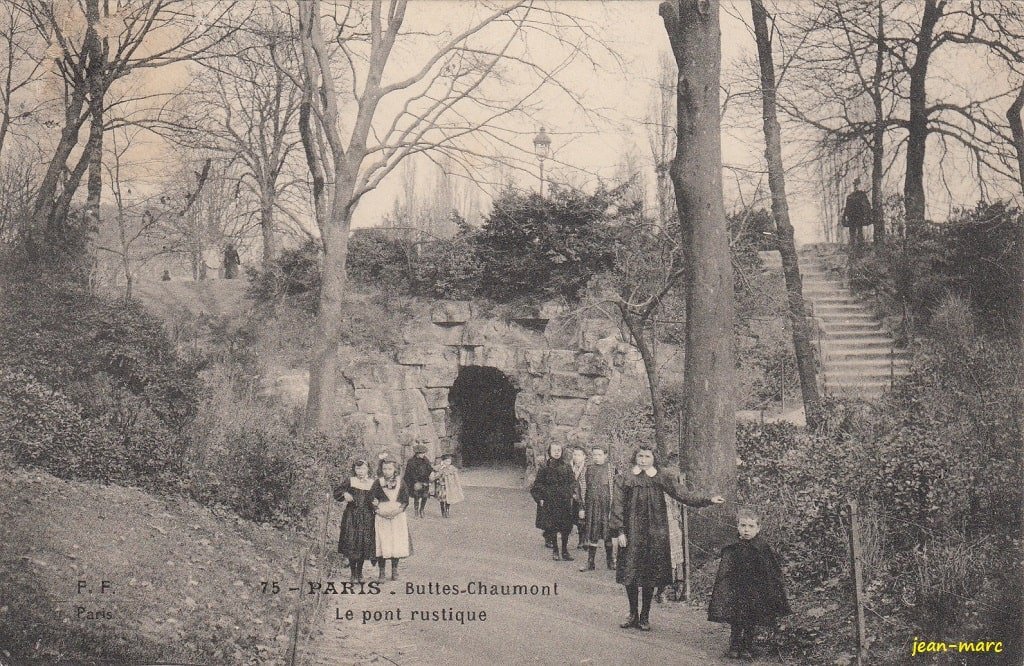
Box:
474, 185, 619, 303
348, 229, 417, 294
0, 280, 202, 489
245, 239, 322, 314
849, 200, 1023, 338
414, 231, 483, 299
185, 366, 363, 524
727, 335, 1022, 663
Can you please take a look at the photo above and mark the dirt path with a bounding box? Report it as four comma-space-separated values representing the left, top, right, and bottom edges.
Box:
309, 481, 771, 666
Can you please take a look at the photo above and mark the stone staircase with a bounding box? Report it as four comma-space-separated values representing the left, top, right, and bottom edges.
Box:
760, 248, 910, 400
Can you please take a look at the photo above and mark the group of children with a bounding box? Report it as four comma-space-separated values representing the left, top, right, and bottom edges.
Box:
333, 446, 465, 582
533, 441, 790, 661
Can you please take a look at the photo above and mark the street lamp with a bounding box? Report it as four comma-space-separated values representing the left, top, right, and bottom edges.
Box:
533, 126, 551, 197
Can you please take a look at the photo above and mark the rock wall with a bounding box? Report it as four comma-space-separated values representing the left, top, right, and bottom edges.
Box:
293, 301, 649, 466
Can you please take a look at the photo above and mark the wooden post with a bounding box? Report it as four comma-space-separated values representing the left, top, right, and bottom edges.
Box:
847, 499, 868, 665
682, 505, 691, 602
288, 544, 312, 666
780, 356, 786, 411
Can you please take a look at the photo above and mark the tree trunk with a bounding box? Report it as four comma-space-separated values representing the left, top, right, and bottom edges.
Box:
871, 0, 886, 243
1008, 86, 1024, 195
305, 176, 353, 432
259, 190, 278, 264
620, 306, 667, 456
750, 0, 821, 428
660, 0, 736, 554
85, 104, 104, 226
903, 0, 942, 230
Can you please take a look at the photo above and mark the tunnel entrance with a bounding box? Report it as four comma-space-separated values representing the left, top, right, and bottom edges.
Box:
448, 366, 524, 467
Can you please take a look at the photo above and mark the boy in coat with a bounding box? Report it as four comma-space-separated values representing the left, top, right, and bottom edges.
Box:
708, 508, 790, 659
403, 444, 433, 518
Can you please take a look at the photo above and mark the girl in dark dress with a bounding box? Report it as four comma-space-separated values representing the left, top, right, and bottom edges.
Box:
333, 460, 377, 581
530, 442, 576, 561
609, 447, 726, 631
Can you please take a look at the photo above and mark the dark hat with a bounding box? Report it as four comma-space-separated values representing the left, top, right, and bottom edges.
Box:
413, 444, 428, 454
440, 453, 454, 461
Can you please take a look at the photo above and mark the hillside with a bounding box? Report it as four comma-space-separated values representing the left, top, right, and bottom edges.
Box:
0, 468, 312, 665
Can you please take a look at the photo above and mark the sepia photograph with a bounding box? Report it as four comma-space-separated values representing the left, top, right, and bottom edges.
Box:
0, 0, 1021, 664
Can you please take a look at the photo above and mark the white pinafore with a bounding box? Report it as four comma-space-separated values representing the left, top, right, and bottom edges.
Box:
375, 482, 411, 559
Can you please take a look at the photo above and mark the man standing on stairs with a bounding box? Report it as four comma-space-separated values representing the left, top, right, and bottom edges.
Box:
841, 178, 872, 247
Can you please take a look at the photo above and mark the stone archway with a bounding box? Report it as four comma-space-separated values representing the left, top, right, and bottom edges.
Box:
448, 366, 523, 467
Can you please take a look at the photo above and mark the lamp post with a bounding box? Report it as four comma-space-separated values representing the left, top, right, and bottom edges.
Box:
533, 126, 551, 197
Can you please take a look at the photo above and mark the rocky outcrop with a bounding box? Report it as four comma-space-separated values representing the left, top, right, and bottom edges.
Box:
269, 301, 649, 468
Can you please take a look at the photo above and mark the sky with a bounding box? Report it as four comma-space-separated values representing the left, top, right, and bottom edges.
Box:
99, 0, 1021, 249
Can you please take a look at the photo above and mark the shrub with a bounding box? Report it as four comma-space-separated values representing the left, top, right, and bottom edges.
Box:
848, 200, 1023, 338
414, 231, 483, 299
186, 367, 363, 524
0, 280, 201, 489
347, 228, 417, 294
245, 239, 322, 314
474, 185, 619, 303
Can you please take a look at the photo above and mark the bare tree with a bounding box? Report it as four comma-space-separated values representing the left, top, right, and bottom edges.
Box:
599, 218, 685, 457
781, 0, 1024, 233
295, 0, 601, 429
750, 0, 821, 425
172, 5, 303, 265
18, 0, 242, 236
660, 0, 737, 542
647, 51, 676, 229
0, 4, 47, 161
1008, 84, 1024, 195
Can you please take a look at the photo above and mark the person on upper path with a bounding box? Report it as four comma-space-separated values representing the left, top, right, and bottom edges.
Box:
841, 177, 872, 246
531, 442, 576, 561
708, 507, 791, 660
403, 444, 433, 518
333, 459, 377, 581
610, 446, 726, 632
223, 242, 241, 278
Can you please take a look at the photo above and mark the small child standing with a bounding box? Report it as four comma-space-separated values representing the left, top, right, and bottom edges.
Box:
708, 508, 791, 660
432, 454, 465, 518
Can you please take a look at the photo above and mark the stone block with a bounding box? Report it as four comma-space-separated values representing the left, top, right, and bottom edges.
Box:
402, 319, 464, 346
545, 349, 578, 373
546, 372, 610, 398
354, 388, 388, 414
421, 387, 450, 410
575, 351, 610, 377
523, 349, 548, 376
460, 319, 507, 346
552, 398, 587, 426
421, 363, 459, 387
397, 344, 458, 367
430, 301, 475, 325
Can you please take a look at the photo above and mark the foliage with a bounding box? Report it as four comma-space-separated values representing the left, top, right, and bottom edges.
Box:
0, 279, 203, 490
347, 228, 417, 294
849, 200, 1022, 338
473, 185, 620, 303
722, 335, 1022, 663
245, 238, 322, 314
414, 230, 483, 300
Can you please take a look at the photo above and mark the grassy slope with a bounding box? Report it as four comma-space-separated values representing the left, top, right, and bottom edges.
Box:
0, 468, 312, 665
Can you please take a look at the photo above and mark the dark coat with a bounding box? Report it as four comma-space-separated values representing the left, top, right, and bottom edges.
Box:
841, 190, 872, 228
403, 456, 433, 497
581, 462, 613, 544
608, 467, 711, 587
708, 536, 790, 626
530, 458, 575, 533
370, 476, 410, 509
333, 477, 376, 560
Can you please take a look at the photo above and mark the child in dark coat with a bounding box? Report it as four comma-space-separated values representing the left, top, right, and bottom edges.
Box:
708, 508, 791, 660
